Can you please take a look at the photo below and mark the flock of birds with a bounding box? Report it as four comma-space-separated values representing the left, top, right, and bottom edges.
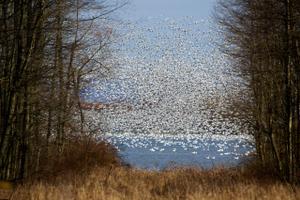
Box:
83, 17, 255, 169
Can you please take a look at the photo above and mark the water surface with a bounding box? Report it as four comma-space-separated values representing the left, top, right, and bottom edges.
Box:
104, 133, 255, 170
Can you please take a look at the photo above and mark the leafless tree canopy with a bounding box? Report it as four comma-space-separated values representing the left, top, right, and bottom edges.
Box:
216, 0, 300, 183
0, 0, 121, 180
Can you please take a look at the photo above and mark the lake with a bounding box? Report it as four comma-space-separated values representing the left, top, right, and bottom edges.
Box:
104, 133, 255, 170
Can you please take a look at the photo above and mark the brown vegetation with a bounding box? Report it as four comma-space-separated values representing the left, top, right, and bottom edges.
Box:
12, 163, 300, 200
29, 137, 121, 181
4, 131, 297, 200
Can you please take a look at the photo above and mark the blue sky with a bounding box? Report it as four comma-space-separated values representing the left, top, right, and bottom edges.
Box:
120, 0, 217, 19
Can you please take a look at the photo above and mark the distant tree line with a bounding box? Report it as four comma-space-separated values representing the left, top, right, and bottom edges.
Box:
216, 0, 300, 182
0, 0, 121, 181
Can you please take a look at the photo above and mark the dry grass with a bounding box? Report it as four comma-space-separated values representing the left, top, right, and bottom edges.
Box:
12, 164, 300, 200
10, 136, 299, 200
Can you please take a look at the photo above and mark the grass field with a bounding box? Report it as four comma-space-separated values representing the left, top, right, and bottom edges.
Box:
12, 164, 300, 200
6, 138, 299, 200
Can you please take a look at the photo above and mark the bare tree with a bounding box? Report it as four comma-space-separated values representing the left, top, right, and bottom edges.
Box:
215, 0, 300, 183
0, 0, 124, 181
